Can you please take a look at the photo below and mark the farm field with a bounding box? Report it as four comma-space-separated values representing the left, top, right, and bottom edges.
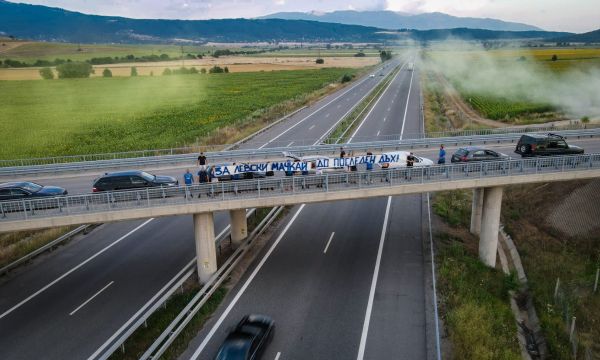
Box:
425, 47, 600, 123
0, 68, 356, 159
0, 55, 378, 80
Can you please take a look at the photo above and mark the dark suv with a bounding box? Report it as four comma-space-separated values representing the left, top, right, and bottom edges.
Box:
93, 170, 178, 192
515, 133, 584, 157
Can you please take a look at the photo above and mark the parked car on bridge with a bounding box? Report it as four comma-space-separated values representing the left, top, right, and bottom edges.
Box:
0, 181, 67, 201
215, 314, 274, 360
378, 151, 434, 169
514, 133, 584, 157
451, 147, 509, 163
92, 170, 178, 192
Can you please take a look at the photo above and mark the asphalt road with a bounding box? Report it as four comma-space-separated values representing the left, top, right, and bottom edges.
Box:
181, 59, 429, 359
0, 58, 404, 359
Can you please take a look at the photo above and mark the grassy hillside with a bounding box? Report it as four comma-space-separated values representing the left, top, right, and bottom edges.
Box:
0, 68, 355, 159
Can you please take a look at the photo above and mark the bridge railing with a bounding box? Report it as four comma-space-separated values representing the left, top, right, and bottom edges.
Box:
2, 128, 600, 178
1, 153, 599, 222
1, 125, 598, 169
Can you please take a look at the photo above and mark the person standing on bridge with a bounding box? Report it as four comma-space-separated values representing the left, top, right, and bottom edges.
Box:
406, 152, 415, 180
197, 151, 207, 169
183, 169, 194, 199
340, 147, 346, 158
438, 145, 446, 165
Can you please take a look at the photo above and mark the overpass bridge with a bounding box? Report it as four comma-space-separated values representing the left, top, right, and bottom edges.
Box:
2, 153, 600, 282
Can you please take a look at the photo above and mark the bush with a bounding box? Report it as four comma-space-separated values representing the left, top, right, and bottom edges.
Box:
224, 66, 229, 73
200, 68, 207, 74
341, 74, 353, 83
39, 67, 54, 80
316, 58, 325, 64
354, 52, 366, 57
379, 50, 393, 62
56, 62, 94, 78
209, 66, 224, 74
130, 67, 138, 76
189, 67, 198, 74
581, 116, 590, 123
102, 68, 112, 77
551, 54, 558, 61
162, 68, 172, 76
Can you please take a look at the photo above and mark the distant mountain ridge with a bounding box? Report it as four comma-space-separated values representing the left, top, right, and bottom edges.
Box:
553, 29, 600, 43
260, 10, 542, 32
0, 1, 571, 44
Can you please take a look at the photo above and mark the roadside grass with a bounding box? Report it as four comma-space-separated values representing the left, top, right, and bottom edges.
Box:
0, 226, 77, 269
436, 233, 521, 360
0, 68, 356, 159
460, 91, 555, 123
432, 190, 472, 228
502, 183, 600, 358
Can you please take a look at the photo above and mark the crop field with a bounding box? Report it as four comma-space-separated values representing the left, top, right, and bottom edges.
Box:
462, 92, 554, 121
0, 68, 356, 159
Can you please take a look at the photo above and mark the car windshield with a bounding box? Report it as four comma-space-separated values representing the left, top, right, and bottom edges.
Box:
455, 149, 468, 156
21, 182, 43, 193
216, 338, 251, 360
140, 172, 155, 182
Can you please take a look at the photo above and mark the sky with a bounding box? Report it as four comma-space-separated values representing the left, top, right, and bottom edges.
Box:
12, 0, 600, 33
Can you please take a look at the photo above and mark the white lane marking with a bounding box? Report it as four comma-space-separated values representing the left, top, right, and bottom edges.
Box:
88, 257, 196, 360
325, 113, 330, 118
323, 232, 335, 254
258, 73, 376, 149
356, 196, 392, 360
275, 352, 282, 360
348, 61, 407, 142
0, 218, 154, 320
309, 124, 316, 130
190, 205, 307, 359
286, 141, 295, 147
376, 131, 380, 137
400, 62, 415, 139
69, 281, 114, 316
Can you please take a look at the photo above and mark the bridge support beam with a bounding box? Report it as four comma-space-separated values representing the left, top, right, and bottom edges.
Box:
479, 186, 503, 267
470, 188, 484, 235
193, 212, 217, 284
229, 209, 248, 247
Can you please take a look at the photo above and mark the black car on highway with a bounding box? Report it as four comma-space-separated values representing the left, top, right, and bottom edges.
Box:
514, 133, 584, 157
0, 181, 67, 201
92, 170, 178, 192
215, 314, 274, 360
451, 147, 509, 163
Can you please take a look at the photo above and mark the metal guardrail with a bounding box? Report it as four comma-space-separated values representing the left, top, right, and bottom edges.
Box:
0, 224, 90, 275
1, 153, 599, 224
90, 209, 257, 360
139, 206, 283, 360
1, 124, 597, 169
1, 128, 599, 178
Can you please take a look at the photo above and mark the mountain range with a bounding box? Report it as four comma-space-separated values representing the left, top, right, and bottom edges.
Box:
0, 1, 579, 44
260, 10, 542, 32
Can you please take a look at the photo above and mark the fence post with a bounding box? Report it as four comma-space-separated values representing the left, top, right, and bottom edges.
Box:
594, 267, 599, 293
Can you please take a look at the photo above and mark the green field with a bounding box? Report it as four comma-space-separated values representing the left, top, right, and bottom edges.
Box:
0, 68, 355, 159
463, 92, 554, 121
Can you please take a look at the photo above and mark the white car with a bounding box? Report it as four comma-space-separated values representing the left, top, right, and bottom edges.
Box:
369, 74, 375, 78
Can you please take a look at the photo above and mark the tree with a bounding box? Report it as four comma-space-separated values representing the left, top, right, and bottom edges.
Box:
316, 58, 325, 64
581, 116, 590, 124
130, 66, 138, 76
56, 62, 94, 78
379, 50, 392, 62
354, 52, 366, 57
102, 68, 112, 77
209, 66, 224, 73
39, 67, 54, 80
224, 66, 229, 73
163, 68, 172, 76
341, 74, 353, 83
551, 54, 558, 61
200, 68, 207, 74
190, 67, 198, 74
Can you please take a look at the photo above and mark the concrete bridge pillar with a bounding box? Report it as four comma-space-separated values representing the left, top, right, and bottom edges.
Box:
229, 209, 248, 247
479, 186, 503, 267
470, 188, 484, 235
193, 212, 217, 284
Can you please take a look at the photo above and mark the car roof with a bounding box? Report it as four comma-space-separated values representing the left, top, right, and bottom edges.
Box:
460, 146, 484, 151
0, 181, 35, 189
102, 170, 145, 177
522, 133, 564, 139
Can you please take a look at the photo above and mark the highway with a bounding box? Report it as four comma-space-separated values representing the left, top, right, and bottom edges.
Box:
182, 58, 430, 359
0, 58, 405, 359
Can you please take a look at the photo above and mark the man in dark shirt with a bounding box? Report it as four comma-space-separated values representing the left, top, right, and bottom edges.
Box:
340, 147, 346, 158
406, 152, 415, 180
197, 152, 207, 167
